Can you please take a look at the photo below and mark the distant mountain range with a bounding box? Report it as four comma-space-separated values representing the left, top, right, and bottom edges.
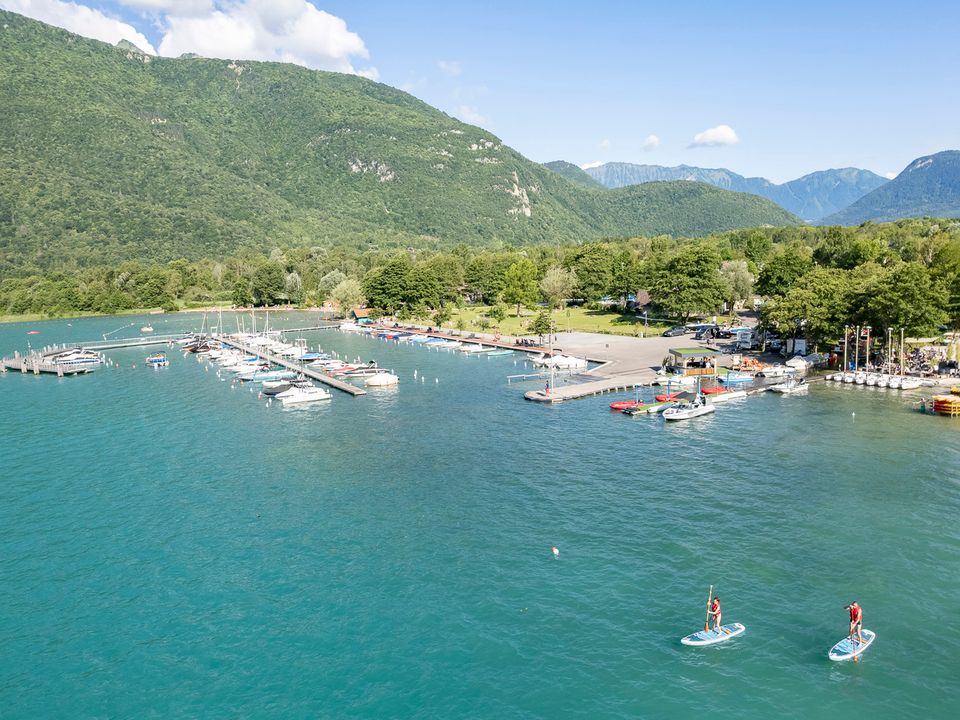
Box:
821, 151, 960, 225
542, 161, 606, 189
0, 9, 800, 274
569, 162, 889, 221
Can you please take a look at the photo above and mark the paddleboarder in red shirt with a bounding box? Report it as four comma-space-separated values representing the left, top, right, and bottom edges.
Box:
708, 595, 722, 632
847, 601, 864, 645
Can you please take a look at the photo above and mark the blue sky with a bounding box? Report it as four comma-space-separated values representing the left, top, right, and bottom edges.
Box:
5, 0, 960, 181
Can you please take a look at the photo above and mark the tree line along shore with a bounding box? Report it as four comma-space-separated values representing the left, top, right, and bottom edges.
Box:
1, 219, 958, 345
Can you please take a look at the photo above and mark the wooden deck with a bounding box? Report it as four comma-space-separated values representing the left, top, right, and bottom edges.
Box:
216, 335, 366, 396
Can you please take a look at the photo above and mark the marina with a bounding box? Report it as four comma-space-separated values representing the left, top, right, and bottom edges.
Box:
2, 312, 958, 720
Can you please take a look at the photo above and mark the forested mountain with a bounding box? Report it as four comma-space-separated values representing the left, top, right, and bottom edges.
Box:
582, 163, 888, 221
543, 161, 605, 189
821, 151, 960, 225
0, 10, 798, 276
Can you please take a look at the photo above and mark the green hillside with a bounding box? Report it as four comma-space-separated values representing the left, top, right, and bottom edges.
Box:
0, 10, 799, 276
543, 161, 606, 189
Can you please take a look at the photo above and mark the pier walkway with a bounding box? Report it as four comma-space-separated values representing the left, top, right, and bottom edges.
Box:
216, 335, 366, 396
1, 351, 94, 376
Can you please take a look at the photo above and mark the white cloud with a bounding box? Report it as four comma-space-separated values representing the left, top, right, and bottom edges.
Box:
156, 1, 376, 77
580, 161, 604, 169
5, 1, 378, 78
455, 104, 489, 127
437, 60, 461, 77
689, 124, 740, 148
598, 138, 611, 150
1, 0, 158, 53
642, 134, 660, 151
117, 0, 212, 15
884, 171, 896, 180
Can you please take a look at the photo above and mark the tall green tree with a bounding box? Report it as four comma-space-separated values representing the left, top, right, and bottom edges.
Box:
539, 266, 577, 308
251, 262, 285, 306
755, 242, 813, 297
567, 243, 615, 300
857, 262, 947, 334
502, 259, 539, 316
363, 255, 412, 314
650, 246, 728, 323
329, 278, 365, 316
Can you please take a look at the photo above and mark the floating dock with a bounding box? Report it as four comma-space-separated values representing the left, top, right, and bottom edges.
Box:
1, 351, 95, 376
216, 335, 366, 396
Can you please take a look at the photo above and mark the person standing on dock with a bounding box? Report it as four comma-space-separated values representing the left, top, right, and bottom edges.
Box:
544, 382, 550, 397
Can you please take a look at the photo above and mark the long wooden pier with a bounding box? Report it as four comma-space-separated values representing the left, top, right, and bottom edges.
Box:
216, 335, 366, 396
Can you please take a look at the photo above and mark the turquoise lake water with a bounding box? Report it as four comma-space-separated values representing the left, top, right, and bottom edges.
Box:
1, 313, 959, 718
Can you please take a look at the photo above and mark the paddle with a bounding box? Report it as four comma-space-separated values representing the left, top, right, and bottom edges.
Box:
704, 585, 713, 633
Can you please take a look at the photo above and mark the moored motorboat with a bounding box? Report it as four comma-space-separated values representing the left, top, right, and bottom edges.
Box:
146, 352, 168, 367
769, 377, 808, 394
365, 372, 400, 387
663, 395, 715, 421
275, 384, 332, 405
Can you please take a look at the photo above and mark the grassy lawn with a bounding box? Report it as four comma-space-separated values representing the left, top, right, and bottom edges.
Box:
446, 305, 669, 337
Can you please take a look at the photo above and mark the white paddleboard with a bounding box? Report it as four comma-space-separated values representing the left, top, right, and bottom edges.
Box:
828, 628, 876, 661
681, 622, 746, 646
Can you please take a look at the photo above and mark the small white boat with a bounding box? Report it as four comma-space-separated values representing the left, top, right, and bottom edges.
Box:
140, 325, 154, 333
758, 365, 796, 378
275, 385, 332, 405
876, 375, 889, 388
769, 377, 808, 394
663, 396, 715, 421
718, 371, 753, 383
145, 352, 168, 368
365, 372, 400, 387
842, 372, 856, 384
854, 372, 867, 385
651, 372, 696, 387
899, 377, 922, 390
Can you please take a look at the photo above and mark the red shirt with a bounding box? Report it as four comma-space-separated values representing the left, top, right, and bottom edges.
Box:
849, 605, 862, 623
711, 600, 720, 614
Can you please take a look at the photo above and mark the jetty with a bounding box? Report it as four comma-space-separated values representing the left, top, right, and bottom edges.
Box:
1, 351, 95, 376
216, 334, 366, 396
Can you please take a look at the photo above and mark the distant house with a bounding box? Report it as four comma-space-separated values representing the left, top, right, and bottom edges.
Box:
352, 308, 373, 324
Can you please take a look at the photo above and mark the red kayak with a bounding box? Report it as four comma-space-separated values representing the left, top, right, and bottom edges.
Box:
655, 393, 681, 402
609, 400, 643, 410
702, 386, 729, 395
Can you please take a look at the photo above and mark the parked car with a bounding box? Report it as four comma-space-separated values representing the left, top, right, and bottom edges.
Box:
694, 324, 720, 340
662, 326, 688, 337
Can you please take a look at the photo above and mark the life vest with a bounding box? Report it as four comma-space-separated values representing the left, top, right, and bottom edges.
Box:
849, 605, 862, 623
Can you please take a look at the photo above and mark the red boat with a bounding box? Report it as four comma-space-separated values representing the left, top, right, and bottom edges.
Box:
655, 392, 682, 402
702, 386, 729, 395
609, 400, 643, 411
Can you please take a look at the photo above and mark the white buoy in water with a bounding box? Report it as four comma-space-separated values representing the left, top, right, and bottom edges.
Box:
552, 547, 560, 558
414, 369, 418, 378
435, 378, 439, 383
421, 376, 425, 382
